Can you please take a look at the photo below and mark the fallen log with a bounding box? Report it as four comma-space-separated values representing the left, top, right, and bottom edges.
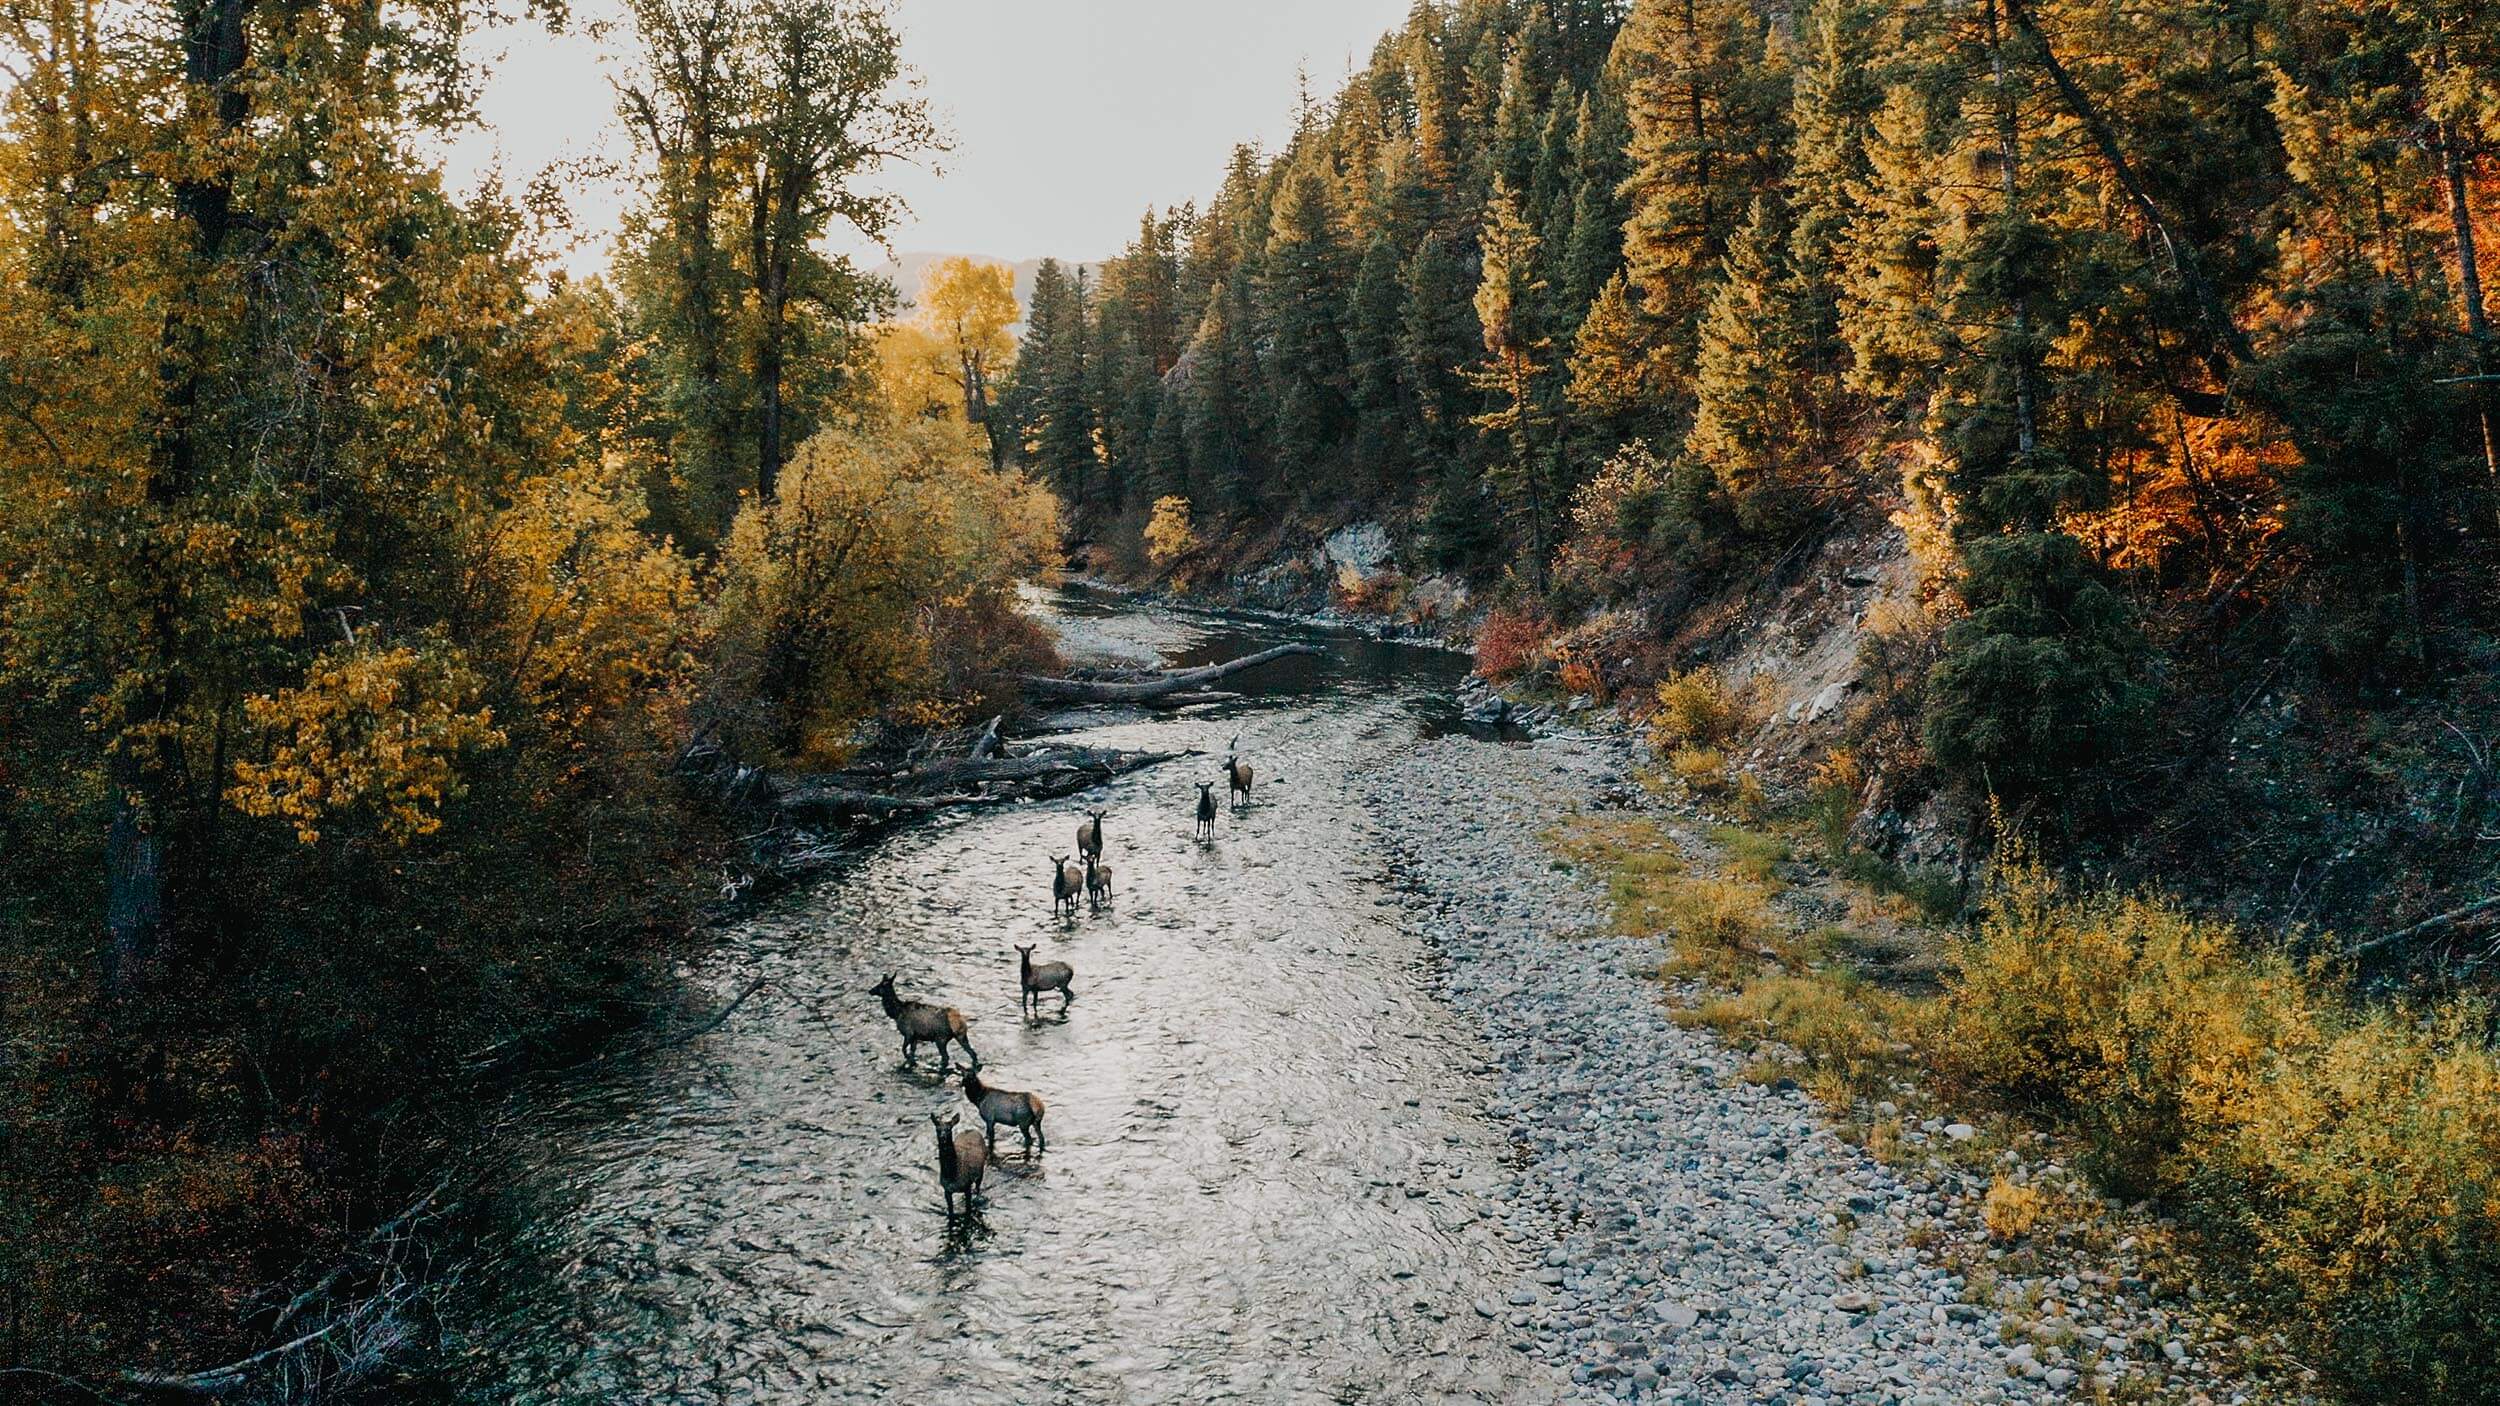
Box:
2349, 893, 2500, 957
772, 744, 1190, 822
1140, 689, 1243, 710
773, 784, 994, 822
1022, 642, 1322, 703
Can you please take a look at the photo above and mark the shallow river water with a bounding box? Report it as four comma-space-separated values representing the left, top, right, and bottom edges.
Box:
454, 592, 1569, 1404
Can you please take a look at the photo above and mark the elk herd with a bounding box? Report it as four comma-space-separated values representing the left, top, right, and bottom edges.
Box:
870, 742, 1261, 1219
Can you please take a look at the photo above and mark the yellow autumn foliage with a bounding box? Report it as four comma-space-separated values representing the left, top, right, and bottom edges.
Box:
1932, 862, 2500, 1392
1143, 494, 1200, 566
480, 464, 704, 780
227, 643, 506, 845
710, 416, 1059, 763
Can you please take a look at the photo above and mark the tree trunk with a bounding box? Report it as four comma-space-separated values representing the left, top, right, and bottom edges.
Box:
2441, 125, 2500, 514
113, 0, 253, 994
2002, 0, 2253, 375
1987, 0, 2040, 467
749, 164, 796, 500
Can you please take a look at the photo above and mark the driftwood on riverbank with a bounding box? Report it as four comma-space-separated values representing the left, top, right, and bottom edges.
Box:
671, 641, 1324, 890
770, 737, 1192, 824
1020, 641, 1321, 704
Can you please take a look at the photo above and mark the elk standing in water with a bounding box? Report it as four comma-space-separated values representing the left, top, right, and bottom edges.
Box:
1051, 854, 1083, 917
961, 1069, 1047, 1158
1016, 942, 1074, 1015
868, 975, 978, 1072
1083, 853, 1113, 910
1224, 743, 1254, 808
932, 1111, 987, 1217
1195, 781, 1217, 842
1076, 808, 1106, 863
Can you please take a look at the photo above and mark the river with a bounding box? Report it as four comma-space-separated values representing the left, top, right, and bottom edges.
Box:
449, 590, 1571, 1404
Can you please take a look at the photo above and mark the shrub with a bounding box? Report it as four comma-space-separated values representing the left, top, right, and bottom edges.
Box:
1723, 971, 1898, 1097
1668, 743, 1729, 793
1650, 667, 1743, 751
1930, 863, 2309, 1193
1474, 606, 1549, 681
1984, 1174, 2048, 1243
1731, 769, 1769, 821
1143, 494, 1201, 567
1808, 747, 1865, 855
1335, 566, 1410, 617
1556, 654, 1605, 699
1659, 876, 1785, 982
1931, 861, 2500, 1401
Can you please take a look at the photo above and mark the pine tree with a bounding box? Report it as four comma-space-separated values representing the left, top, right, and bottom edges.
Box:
1491, 51, 1545, 198
1562, 85, 1632, 315
1611, 0, 1794, 392
1177, 272, 1270, 518
1566, 270, 1667, 446
1348, 235, 1414, 490
1837, 84, 1949, 408
1402, 227, 1484, 470
1471, 177, 1562, 587
1262, 160, 1355, 491
1687, 195, 1821, 530
1919, 0, 2152, 804
1787, 0, 1881, 390
1021, 260, 1098, 500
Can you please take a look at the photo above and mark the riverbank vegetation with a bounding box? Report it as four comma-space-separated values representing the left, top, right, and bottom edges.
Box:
0, 0, 1055, 1390
1555, 785, 2500, 1402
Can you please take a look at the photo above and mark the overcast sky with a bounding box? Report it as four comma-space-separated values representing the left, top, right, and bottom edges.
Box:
441, 0, 1411, 278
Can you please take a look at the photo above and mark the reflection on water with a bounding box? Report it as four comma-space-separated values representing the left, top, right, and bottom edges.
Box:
450, 592, 1566, 1403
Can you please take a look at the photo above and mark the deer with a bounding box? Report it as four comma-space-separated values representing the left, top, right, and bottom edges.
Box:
1196, 781, 1217, 842
961, 1069, 1047, 1158
1051, 854, 1083, 917
1083, 852, 1113, 910
932, 1110, 987, 1217
1076, 808, 1106, 863
868, 974, 978, 1073
1016, 942, 1074, 1015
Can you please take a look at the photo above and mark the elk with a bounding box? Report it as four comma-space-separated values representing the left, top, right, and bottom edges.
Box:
932, 1110, 987, 1217
1083, 853, 1113, 909
1016, 942, 1074, 1015
1196, 781, 1217, 841
1051, 854, 1084, 917
1076, 808, 1106, 863
1224, 740, 1254, 807
960, 1069, 1047, 1158
867, 974, 978, 1072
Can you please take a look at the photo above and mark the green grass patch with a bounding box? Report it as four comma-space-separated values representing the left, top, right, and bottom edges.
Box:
1708, 823, 1790, 886
1545, 815, 1685, 937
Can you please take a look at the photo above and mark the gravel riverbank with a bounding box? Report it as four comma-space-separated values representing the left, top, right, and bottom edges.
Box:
1367, 727, 2054, 1406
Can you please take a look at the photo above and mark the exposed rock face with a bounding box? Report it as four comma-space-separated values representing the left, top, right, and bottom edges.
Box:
1404, 573, 1472, 622
1323, 520, 1395, 581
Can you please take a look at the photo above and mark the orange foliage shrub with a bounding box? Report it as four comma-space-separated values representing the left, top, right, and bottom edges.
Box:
1473, 607, 1549, 680
1335, 566, 1410, 617
1557, 657, 1604, 699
